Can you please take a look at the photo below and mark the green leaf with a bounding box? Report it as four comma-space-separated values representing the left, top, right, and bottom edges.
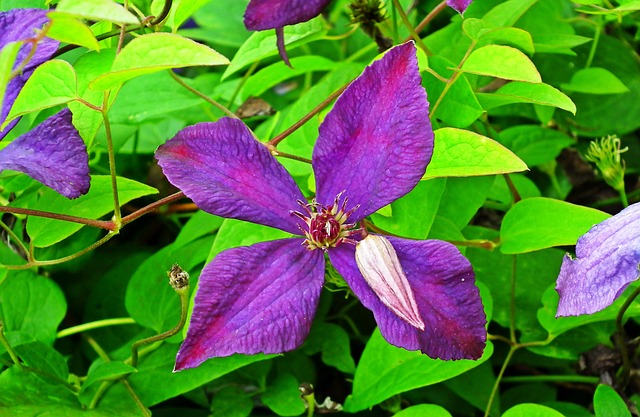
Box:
262, 373, 306, 416
0, 270, 66, 345
303, 322, 355, 374
174, 211, 223, 249
79, 360, 137, 404
462, 45, 541, 82
241, 55, 337, 100
500, 197, 610, 254
68, 49, 117, 143
502, 403, 565, 417
424, 128, 528, 178
435, 176, 495, 229
423, 56, 484, 128
370, 179, 446, 239
211, 385, 254, 417
4, 60, 77, 125
56, 0, 139, 24
482, 0, 537, 27
393, 404, 452, 417
561, 67, 630, 95
0, 41, 21, 119
208, 219, 291, 263
594, 384, 631, 417
497, 125, 575, 167
477, 82, 576, 114
533, 35, 591, 54
343, 329, 493, 412
477, 27, 535, 55
444, 362, 499, 416
25, 176, 158, 247
121, 343, 274, 406
15, 341, 69, 382
223, 17, 327, 79
90, 33, 229, 90
47, 12, 100, 51
125, 237, 212, 333
151, 0, 213, 30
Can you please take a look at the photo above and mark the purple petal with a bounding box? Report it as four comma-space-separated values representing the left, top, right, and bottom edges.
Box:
1, 9, 59, 140
313, 42, 433, 222
0, 108, 90, 199
447, 0, 473, 14
556, 202, 640, 317
155, 117, 306, 235
243, 0, 331, 30
330, 237, 486, 360
275, 27, 291, 68
175, 239, 325, 370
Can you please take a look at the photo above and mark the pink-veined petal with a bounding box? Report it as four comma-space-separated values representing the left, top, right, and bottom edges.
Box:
156, 117, 306, 235
0, 9, 59, 140
0, 108, 90, 198
330, 237, 486, 360
313, 42, 433, 222
355, 235, 424, 330
556, 202, 640, 317
175, 239, 325, 370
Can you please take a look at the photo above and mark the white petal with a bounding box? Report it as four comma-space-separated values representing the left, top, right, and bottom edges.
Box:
355, 235, 425, 330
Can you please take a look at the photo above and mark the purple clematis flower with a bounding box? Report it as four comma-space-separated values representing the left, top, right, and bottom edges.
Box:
1, 8, 59, 140
556, 202, 640, 317
156, 42, 487, 370
243, 0, 332, 66
0, 9, 90, 199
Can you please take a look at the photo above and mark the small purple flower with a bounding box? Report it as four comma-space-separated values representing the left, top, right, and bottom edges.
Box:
156, 43, 486, 370
243, 0, 331, 66
0, 9, 90, 199
556, 202, 640, 317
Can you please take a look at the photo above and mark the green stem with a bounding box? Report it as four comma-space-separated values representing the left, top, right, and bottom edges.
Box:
4, 232, 117, 270
121, 191, 185, 226
510, 255, 518, 343
57, 318, 137, 339
129, 287, 190, 368
0, 206, 115, 230
484, 346, 516, 417
0, 321, 23, 369
391, 0, 431, 56
121, 379, 152, 417
585, 18, 601, 69
150, 0, 172, 25
169, 71, 237, 119
618, 187, 629, 208
429, 40, 475, 118
502, 375, 599, 384
267, 83, 349, 148
226, 61, 260, 109
412, 1, 447, 38
102, 92, 122, 229
0, 219, 29, 258
615, 284, 640, 389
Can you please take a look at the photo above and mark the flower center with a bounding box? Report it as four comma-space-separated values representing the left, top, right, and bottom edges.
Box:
292, 192, 363, 251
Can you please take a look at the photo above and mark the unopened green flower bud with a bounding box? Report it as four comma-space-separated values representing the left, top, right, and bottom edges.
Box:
584, 135, 627, 193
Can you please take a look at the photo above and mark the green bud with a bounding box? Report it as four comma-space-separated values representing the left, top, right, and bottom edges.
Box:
584, 135, 627, 193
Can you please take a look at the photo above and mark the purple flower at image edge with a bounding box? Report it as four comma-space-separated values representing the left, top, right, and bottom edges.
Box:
0, 8, 90, 199
243, 0, 331, 66
556, 202, 640, 317
155, 42, 487, 371
446, 0, 473, 14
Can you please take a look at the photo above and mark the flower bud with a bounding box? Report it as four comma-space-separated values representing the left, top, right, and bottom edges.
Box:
168, 263, 189, 292
355, 235, 425, 330
585, 135, 627, 193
